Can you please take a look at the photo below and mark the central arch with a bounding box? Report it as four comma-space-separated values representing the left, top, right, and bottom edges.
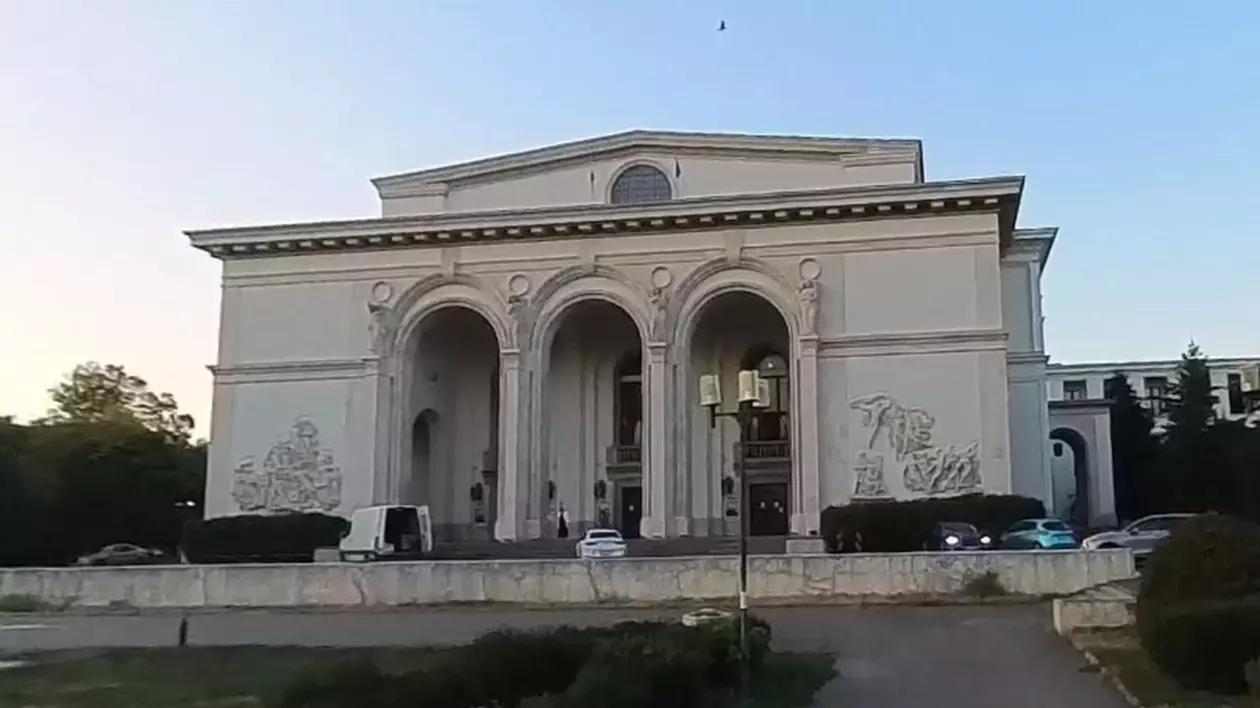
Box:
526, 275, 651, 538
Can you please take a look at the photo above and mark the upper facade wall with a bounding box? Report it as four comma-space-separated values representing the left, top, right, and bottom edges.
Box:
377, 135, 922, 217
217, 212, 1002, 367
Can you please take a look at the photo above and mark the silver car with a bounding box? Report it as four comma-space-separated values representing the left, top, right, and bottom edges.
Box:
1080, 513, 1195, 555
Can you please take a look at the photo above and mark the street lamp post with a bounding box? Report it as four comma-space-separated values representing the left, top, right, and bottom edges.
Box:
700, 369, 769, 701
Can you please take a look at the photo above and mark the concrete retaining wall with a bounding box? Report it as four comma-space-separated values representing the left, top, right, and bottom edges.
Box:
0, 550, 1135, 610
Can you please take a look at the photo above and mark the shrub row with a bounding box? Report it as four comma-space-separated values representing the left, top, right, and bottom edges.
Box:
275, 617, 772, 708
818, 494, 1045, 553
181, 512, 348, 564
1136, 513, 1260, 694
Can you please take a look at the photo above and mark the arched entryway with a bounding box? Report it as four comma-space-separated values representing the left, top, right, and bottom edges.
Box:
400, 306, 501, 542
688, 292, 792, 537
538, 299, 646, 539
1050, 427, 1090, 525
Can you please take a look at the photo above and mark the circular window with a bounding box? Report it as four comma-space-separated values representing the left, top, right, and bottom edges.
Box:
610, 165, 673, 205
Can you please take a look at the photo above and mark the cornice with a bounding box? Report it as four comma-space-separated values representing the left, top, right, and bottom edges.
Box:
1011, 227, 1057, 268
818, 328, 1007, 358
1048, 357, 1259, 376
188, 176, 1024, 260
209, 358, 370, 383
371, 129, 923, 192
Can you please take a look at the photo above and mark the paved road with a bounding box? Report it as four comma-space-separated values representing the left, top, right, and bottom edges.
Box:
0, 605, 1127, 708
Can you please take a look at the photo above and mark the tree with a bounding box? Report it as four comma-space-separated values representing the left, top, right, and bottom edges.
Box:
1105, 372, 1161, 519
1165, 342, 1217, 434
1162, 342, 1224, 511
41, 362, 195, 443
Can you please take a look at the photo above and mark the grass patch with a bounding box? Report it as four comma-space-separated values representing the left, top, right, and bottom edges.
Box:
0, 646, 833, 708
1075, 629, 1254, 708
748, 651, 836, 708
961, 570, 1007, 598
0, 647, 436, 708
0, 593, 53, 612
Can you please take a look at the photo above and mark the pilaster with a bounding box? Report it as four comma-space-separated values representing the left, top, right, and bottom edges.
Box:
792, 337, 822, 534
364, 356, 391, 504
644, 343, 670, 538
495, 349, 524, 541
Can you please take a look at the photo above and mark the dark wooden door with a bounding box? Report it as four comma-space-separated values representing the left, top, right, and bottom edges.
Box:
748, 483, 789, 536
619, 486, 643, 539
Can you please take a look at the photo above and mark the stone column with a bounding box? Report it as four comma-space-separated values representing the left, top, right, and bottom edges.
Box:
792, 337, 822, 535
495, 349, 523, 541
643, 343, 670, 538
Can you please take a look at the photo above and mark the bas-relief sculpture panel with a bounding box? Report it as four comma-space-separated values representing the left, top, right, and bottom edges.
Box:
231, 417, 344, 513
849, 393, 982, 500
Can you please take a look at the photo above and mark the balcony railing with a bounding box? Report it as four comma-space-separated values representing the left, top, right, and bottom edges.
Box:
607, 444, 642, 465
736, 440, 790, 463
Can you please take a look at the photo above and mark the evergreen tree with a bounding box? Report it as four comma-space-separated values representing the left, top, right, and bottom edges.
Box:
1162, 342, 1220, 510
1105, 372, 1160, 519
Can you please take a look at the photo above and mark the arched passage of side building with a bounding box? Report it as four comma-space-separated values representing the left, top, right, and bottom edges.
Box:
1050, 427, 1090, 525
1048, 398, 1118, 527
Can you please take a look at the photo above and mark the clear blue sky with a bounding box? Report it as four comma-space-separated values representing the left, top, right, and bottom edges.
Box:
1, 1, 1257, 432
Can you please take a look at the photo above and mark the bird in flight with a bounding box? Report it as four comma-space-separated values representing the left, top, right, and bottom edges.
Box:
718, 20, 726, 31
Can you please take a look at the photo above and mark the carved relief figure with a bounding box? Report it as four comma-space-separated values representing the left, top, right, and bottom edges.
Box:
367, 302, 398, 357
849, 393, 982, 497
798, 279, 820, 336
230, 417, 343, 513
648, 286, 668, 342
851, 451, 890, 498
506, 294, 528, 348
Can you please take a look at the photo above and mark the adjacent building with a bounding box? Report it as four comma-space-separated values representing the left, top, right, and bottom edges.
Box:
189, 130, 1117, 540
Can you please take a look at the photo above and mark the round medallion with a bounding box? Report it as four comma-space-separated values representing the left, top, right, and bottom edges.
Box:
370, 281, 394, 304
507, 274, 531, 297
799, 258, 822, 281
650, 266, 672, 289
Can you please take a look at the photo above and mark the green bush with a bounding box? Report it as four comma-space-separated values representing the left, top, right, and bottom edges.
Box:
1136, 514, 1260, 693
1137, 513, 1260, 606
181, 512, 349, 564
1137, 596, 1260, 694
273, 618, 773, 708
819, 494, 1045, 552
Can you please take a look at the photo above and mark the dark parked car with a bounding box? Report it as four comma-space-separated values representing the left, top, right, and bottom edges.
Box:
74, 543, 164, 566
926, 522, 994, 551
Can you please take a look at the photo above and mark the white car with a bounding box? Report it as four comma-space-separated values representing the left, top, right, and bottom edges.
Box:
575, 529, 627, 559
1080, 513, 1195, 555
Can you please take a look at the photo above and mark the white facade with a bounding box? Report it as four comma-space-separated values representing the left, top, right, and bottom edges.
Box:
1047, 358, 1260, 425
189, 129, 1095, 539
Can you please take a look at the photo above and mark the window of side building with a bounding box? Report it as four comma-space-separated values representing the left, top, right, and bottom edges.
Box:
1144, 376, 1170, 416
1063, 379, 1088, 401
1228, 373, 1245, 415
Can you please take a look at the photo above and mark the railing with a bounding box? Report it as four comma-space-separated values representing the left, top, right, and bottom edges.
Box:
736, 440, 790, 462
606, 444, 642, 466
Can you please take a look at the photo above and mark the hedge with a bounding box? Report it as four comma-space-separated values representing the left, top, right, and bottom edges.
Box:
1136, 514, 1260, 693
181, 512, 348, 564
274, 617, 773, 708
1138, 595, 1260, 694
818, 494, 1045, 553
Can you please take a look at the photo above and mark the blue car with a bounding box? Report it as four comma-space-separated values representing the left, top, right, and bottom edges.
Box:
999, 518, 1079, 550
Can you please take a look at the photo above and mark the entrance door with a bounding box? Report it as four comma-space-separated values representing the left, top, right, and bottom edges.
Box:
619, 486, 643, 539
748, 483, 789, 536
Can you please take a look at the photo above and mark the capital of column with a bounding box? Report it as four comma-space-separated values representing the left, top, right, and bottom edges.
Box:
798, 336, 821, 356
646, 342, 668, 362
499, 348, 522, 369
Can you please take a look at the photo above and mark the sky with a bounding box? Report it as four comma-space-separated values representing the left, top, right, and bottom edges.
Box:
1, 1, 1257, 435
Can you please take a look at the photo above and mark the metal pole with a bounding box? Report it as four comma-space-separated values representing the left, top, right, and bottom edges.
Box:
737, 400, 750, 703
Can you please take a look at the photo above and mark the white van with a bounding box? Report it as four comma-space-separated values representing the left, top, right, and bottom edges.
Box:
338, 505, 433, 562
